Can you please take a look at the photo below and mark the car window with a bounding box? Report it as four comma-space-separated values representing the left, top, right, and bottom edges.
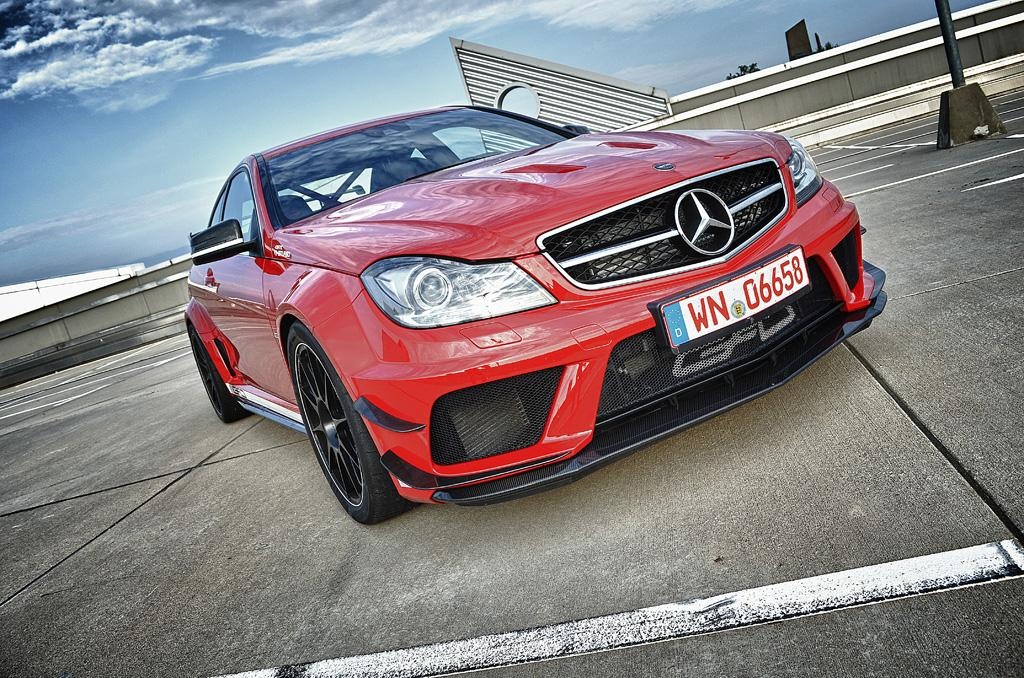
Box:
432, 126, 539, 160
265, 108, 569, 226
208, 191, 226, 228
222, 171, 258, 242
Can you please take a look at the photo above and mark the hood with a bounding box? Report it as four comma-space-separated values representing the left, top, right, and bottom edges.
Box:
274, 130, 787, 275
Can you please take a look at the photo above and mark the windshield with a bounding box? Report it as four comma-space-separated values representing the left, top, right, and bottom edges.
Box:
264, 108, 570, 226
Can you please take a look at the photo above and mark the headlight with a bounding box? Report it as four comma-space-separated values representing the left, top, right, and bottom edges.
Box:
361, 257, 556, 328
785, 137, 822, 206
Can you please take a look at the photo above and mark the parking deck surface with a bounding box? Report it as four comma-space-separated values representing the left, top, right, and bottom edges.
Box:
2, 91, 1024, 677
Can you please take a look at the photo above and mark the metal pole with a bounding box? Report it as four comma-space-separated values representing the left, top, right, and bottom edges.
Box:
934, 0, 966, 88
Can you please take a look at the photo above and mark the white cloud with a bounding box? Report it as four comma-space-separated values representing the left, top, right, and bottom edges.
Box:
0, 0, 740, 108
0, 177, 222, 251
201, 0, 739, 76
1, 36, 214, 102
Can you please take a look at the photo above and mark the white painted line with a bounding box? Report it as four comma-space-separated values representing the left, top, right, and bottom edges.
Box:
813, 118, 939, 157
1009, 134, 1024, 139
830, 164, 896, 181
0, 384, 113, 421
0, 352, 189, 413
214, 540, 1024, 678
828, 147, 914, 172
1002, 114, 1024, 124
825, 143, 931, 150
0, 335, 188, 398
847, 148, 1024, 198
963, 172, 1024, 192
991, 90, 1024, 104
995, 104, 1024, 117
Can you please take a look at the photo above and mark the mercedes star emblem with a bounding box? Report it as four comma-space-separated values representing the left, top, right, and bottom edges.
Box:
674, 188, 735, 256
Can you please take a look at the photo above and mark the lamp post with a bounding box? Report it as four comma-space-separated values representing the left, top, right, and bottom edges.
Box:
934, 0, 966, 88
933, 0, 1005, 147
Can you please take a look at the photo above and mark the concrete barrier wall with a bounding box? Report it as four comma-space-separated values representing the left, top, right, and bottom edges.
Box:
633, 0, 1024, 140
0, 257, 190, 387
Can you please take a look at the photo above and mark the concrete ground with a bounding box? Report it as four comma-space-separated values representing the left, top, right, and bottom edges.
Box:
1, 90, 1023, 677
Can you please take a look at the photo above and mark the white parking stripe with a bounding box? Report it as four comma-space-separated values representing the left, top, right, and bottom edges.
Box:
828, 147, 915, 172
813, 90, 1024, 158
0, 352, 188, 414
214, 540, 1024, 678
830, 164, 895, 181
0, 335, 188, 398
846, 148, 1024, 198
0, 384, 113, 421
825, 143, 931, 150
963, 172, 1024, 191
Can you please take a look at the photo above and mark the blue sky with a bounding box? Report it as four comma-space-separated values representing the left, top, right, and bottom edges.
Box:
0, 0, 981, 285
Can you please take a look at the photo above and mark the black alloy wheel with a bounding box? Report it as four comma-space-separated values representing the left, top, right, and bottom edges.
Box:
187, 326, 248, 423
294, 343, 364, 506
286, 323, 410, 524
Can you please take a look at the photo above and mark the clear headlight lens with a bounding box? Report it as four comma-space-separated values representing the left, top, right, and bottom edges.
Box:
785, 137, 822, 206
361, 257, 556, 328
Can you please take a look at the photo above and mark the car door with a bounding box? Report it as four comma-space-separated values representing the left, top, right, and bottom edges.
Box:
202, 168, 283, 395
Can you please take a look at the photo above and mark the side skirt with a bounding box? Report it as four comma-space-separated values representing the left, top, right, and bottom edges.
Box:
228, 385, 307, 434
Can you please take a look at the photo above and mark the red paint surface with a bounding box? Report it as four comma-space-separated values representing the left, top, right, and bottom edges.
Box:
186, 111, 870, 503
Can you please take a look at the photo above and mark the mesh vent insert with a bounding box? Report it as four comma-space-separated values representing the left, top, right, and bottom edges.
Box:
430, 367, 563, 466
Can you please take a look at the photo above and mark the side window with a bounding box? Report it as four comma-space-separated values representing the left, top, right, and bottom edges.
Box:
222, 171, 258, 243
208, 191, 226, 228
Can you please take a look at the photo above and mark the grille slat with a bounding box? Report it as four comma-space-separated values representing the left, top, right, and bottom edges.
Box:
597, 259, 837, 421
542, 160, 787, 288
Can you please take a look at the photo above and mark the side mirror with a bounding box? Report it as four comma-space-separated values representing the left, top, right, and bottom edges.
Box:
563, 123, 591, 136
190, 219, 254, 264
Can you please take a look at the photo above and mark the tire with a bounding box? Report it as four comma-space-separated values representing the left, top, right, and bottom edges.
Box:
287, 323, 411, 524
187, 325, 249, 423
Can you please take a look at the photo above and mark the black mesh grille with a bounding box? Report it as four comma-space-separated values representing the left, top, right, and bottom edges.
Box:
597, 258, 837, 421
544, 161, 786, 286
832, 228, 860, 291
430, 368, 562, 465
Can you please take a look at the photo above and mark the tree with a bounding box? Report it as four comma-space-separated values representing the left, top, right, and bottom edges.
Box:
814, 33, 840, 53
726, 63, 760, 80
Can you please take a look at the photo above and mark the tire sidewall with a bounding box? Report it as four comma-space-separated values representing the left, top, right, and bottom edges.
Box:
287, 324, 374, 520
188, 326, 247, 423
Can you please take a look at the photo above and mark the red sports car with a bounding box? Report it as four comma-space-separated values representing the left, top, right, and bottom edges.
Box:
186, 106, 885, 523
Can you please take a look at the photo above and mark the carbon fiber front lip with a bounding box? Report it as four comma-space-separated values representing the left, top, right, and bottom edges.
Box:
432, 261, 886, 505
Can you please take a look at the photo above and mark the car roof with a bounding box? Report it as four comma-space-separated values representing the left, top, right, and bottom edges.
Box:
259, 106, 463, 159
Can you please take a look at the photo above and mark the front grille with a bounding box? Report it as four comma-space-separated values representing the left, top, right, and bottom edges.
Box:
430, 367, 562, 465
597, 258, 837, 421
541, 160, 787, 287
832, 227, 861, 290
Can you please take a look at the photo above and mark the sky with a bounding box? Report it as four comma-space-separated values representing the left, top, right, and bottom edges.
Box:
0, 0, 983, 286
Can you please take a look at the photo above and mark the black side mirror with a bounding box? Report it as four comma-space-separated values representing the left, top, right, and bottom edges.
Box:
563, 124, 591, 136
190, 219, 254, 264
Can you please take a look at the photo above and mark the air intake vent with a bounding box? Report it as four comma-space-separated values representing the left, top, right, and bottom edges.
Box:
430, 368, 562, 465
831, 227, 861, 291
597, 258, 838, 421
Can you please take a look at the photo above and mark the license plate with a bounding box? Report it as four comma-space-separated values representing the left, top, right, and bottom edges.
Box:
656, 248, 811, 351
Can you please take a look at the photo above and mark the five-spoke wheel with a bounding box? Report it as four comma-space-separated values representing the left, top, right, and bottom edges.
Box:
294, 343, 364, 506
286, 323, 410, 523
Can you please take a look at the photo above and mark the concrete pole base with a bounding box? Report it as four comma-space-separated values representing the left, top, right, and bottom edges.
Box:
937, 82, 1006, 148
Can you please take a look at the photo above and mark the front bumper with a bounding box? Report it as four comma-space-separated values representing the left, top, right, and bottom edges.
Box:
431, 262, 886, 505
313, 180, 881, 503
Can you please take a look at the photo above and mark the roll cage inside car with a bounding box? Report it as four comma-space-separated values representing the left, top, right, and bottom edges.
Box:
254, 107, 582, 231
